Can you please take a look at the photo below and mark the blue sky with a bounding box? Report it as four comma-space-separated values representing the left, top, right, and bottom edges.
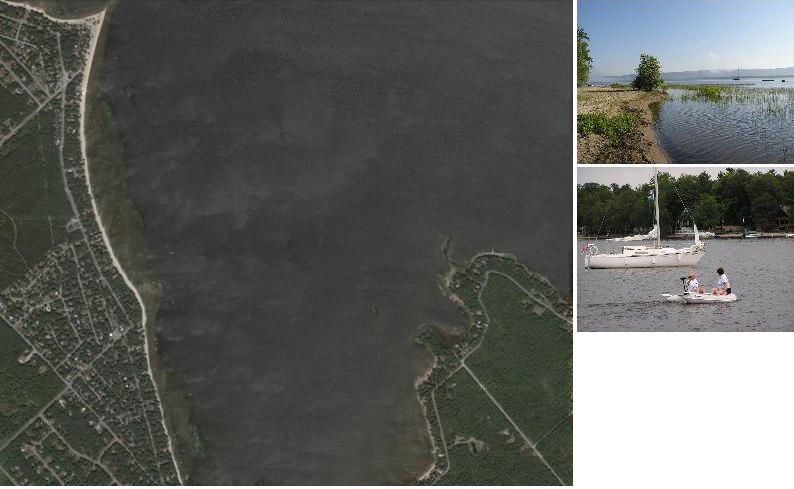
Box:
578, 0, 794, 75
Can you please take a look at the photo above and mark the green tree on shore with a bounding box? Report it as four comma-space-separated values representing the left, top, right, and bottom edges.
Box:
578, 169, 793, 233
692, 195, 723, 229
632, 54, 664, 91
577, 28, 593, 86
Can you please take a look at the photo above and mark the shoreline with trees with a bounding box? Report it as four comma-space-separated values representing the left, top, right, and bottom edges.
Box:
577, 27, 668, 163
578, 169, 794, 237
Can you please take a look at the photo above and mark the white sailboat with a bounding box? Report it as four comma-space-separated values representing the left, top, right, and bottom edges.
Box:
584, 169, 706, 269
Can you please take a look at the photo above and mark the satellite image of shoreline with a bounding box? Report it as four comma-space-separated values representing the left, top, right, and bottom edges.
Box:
0, 0, 572, 485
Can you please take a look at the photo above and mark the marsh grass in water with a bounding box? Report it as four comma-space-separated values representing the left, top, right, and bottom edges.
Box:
668, 84, 794, 117
577, 113, 635, 146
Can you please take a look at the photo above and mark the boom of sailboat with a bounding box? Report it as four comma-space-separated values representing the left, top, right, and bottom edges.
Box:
584, 168, 706, 269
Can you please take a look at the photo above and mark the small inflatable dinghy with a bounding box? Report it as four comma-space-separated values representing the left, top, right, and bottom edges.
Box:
662, 292, 737, 303
662, 276, 737, 304
680, 292, 737, 304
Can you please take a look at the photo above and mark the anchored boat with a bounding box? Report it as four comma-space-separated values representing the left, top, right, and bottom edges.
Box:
584, 169, 706, 269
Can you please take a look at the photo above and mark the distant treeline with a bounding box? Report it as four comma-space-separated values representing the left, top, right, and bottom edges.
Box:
578, 169, 794, 235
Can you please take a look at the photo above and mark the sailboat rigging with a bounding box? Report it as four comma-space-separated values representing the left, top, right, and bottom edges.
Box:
584, 168, 706, 269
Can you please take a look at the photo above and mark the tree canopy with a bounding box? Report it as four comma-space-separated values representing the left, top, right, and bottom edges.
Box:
632, 53, 664, 91
578, 169, 792, 236
577, 27, 593, 87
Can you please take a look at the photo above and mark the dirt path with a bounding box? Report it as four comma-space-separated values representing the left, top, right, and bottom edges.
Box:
577, 86, 669, 163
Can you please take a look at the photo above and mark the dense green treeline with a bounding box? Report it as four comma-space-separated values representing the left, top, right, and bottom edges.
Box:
578, 169, 794, 235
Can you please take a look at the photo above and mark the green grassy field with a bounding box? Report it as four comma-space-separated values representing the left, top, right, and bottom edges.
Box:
0, 318, 64, 444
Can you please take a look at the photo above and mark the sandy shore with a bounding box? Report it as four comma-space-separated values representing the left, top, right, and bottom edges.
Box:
577, 86, 669, 163
74, 9, 185, 485
7, 1, 187, 483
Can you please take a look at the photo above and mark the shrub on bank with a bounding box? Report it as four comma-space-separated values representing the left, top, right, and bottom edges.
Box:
577, 113, 635, 145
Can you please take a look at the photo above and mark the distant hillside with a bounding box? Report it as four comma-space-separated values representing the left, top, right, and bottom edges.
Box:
592, 66, 794, 82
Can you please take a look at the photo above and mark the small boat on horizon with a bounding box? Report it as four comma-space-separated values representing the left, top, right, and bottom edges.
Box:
762, 79, 775, 82
732, 67, 741, 81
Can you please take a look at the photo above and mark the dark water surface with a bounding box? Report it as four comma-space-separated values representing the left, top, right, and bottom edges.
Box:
578, 239, 794, 332
101, 1, 571, 484
656, 86, 794, 164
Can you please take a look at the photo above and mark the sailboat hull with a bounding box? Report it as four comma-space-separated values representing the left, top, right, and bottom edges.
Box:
585, 249, 704, 269
584, 168, 706, 270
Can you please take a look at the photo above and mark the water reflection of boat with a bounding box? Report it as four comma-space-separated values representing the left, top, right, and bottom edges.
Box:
585, 169, 705, 269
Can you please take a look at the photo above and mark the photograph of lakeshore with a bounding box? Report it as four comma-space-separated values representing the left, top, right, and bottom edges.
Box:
577, 0, 794, 164
577, 166, 794, 331
0, 0, 572, 486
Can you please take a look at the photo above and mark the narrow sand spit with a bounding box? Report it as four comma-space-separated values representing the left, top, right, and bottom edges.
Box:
10, 1, 184, 483
577, 86, 669, 163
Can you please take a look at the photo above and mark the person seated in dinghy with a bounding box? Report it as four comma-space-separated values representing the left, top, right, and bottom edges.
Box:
711, 267, 731, 295
686, 271, 705, 293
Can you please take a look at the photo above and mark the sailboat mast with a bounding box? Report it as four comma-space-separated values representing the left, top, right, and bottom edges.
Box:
654, 168, 661, 248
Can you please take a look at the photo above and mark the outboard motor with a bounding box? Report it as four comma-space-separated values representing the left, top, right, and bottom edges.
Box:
680, 277, 688, 294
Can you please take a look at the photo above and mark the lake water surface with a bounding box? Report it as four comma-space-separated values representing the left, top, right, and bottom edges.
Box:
100, 1, 572, 484
578, 239, 794, 332
655, 81, 794, 163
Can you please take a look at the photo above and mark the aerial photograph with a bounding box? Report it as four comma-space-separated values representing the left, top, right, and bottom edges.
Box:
577, 0, 794, 164
577, 166, 794, 331
0, 0, 573, 485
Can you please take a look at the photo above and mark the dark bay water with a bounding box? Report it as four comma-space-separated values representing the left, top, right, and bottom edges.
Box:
100, 1, 572, 483
656, 86, 794, 164
578, 239, 794, 332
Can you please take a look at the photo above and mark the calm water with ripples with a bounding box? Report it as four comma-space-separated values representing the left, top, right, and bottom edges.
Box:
656, 82, 794, 163
101, 2, 572, 483
578, 239, 794, 331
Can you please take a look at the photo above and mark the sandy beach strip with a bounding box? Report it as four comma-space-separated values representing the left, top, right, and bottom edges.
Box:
4, 1, 189, 483
74, 8, 185, 485
577, 86, 669, 163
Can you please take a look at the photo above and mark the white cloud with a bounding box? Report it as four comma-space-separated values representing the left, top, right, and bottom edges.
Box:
708, 51, 720, 61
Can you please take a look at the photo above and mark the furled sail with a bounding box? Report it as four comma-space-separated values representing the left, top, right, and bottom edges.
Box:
607, 225, 659, 242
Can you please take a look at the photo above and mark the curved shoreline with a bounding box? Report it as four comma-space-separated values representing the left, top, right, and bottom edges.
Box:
577, 86, 670, 164
8, 1, 184, 483
77, 9, 184, 486
413, 251, 572, 484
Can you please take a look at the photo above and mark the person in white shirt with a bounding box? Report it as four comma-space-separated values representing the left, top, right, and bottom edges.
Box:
686, 271, 704, 293
712, 267, 731, 295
